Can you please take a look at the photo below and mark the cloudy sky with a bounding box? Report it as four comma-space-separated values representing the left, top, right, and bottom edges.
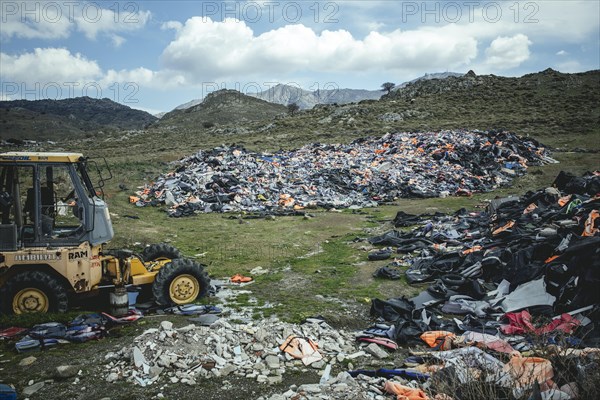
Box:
1, 0, 598, 114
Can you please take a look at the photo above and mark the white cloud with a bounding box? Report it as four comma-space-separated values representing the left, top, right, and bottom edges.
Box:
101, 67, 187, 90
0, 2, 150, 46
160, 17, 478, 82
161, 21, 183, 31
555, 60, 583, 73
0, 3, 72, 40
525, 0, 599, 43
75, 8, 151, 42
111, 34, 125, 48
484, 34, 532, 70
0, 48, 102, 85
0, 46, 188, 101
556, 50, 568, 56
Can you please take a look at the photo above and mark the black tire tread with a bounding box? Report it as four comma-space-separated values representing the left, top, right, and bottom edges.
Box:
142, 243, 182, 262
441, 273, 466, 287
152, 258, 210, 306
0, 270, 69, 314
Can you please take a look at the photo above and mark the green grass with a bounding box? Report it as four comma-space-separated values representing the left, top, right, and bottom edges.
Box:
0, 310, 83, 328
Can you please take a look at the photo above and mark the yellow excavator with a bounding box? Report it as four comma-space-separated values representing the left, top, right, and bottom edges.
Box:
0, 152, 210, 314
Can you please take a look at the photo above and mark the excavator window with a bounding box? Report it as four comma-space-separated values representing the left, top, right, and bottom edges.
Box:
0, 165, 32, 247
40, 164, 85, 241
0, 164, 86, 248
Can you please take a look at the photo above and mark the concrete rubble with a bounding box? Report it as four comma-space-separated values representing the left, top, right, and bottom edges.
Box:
103, 317, 373, 387
22, 381, 45, 396
54, 365, 80, 379
132, 130, 555, 217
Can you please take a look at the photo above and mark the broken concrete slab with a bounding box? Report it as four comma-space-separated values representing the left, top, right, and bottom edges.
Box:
364, 343, 388, 359
55, 365, 80, 379
22, 381, 45, 396
18, 356, 36, 367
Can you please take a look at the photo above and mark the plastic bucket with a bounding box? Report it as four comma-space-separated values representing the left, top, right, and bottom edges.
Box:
127, 287, 141, 306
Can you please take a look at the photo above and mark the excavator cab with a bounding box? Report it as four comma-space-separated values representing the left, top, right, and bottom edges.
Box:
0, 152, 209, 314
0, 152, 113, 250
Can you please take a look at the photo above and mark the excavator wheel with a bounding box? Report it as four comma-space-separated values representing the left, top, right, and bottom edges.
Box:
142, 243, 182, 262
0, 271, 69, 314
152, 259, 210, 306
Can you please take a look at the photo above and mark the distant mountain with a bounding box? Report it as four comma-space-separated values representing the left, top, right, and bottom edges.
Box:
0, 96, 157, 140
174, 99, 203, 110
249, 84, 315, 109
248, 84, 382, 109
152, 89, 287, 131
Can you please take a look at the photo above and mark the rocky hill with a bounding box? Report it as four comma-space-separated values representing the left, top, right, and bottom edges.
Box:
394, 72, 464, 89
0, 97, 157, 140
152, 89, 287, 132
215, 68, 599, 151
379, 68, 599, 134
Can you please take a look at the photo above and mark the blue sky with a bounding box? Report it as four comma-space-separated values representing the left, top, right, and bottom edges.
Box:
1, 1, 599, 114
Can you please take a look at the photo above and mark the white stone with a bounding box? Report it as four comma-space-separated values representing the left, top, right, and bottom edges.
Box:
364, 343, 388, 359
220, 365, 236, 377
22, 382, 45, 396
265, 355, 280, 369
370, 387, 384, 395
333, 383, 348, 392
157, 355, 172, 368
346, 351, 365, 359
19, 356, 37, 366
268, 376, 282, 385
55, 365, 79, 379
132, 347, 146, 368
252, 343, 265, 351
299, 384, 321, 393
212, 355, 226, 366
149, 366, 164, 379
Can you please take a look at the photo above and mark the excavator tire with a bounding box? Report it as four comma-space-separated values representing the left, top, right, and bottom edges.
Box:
152, 258, 210, 306
0, 270, 69, 314
142, 243, 182, 262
